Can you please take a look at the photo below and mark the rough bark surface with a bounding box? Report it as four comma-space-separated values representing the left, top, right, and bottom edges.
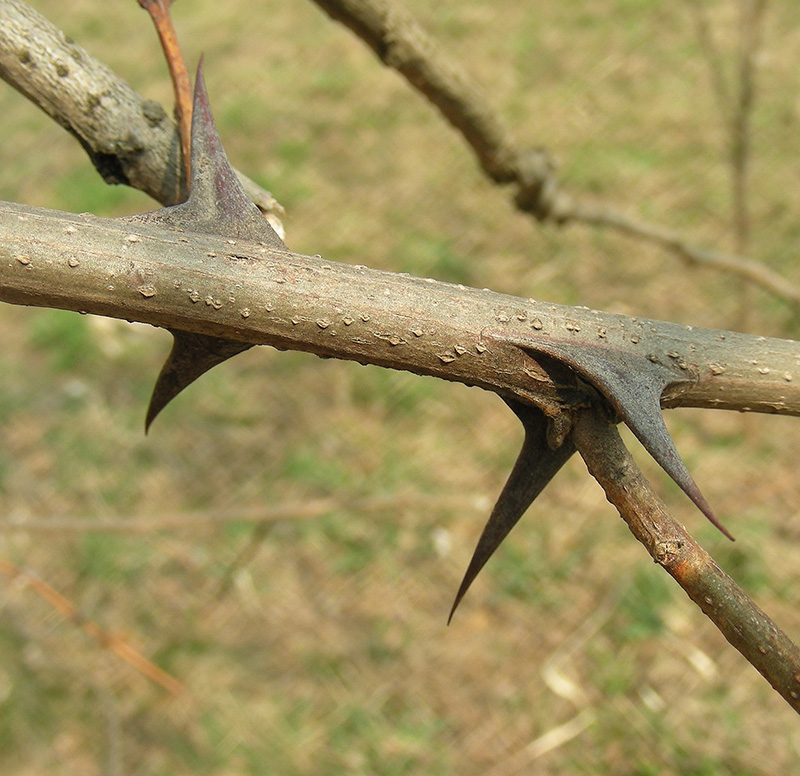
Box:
574, 410, 800, 714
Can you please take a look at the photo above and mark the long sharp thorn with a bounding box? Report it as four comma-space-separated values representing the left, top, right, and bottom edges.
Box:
609, 381, 734, 541
145, 334, 251, 432
448, 400, 575, 623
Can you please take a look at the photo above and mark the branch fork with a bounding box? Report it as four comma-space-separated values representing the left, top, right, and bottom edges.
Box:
1, 0, 800, 714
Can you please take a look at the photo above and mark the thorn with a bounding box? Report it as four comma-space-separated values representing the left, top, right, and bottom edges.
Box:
129, 62, 287, 429
519, 344, 734, 541
448, 400, 576, 623
145, 332, 250, 431
134, 62, 286, 247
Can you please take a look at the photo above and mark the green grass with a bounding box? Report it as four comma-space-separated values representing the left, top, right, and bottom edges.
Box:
53, 165, 152, 215
28, 310, 98, 373
391, 231, 474, 285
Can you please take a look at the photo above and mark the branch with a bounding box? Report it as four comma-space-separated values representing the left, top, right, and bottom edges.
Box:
572, 408, 800, 713
2, 200, 800, 420
308, 0, 800, 306
0, 0, 283, 223
570, 201, 800, 305
138, 0, 194, 184
2, 1, 800, 713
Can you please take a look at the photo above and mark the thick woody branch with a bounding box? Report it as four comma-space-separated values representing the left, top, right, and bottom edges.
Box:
572, 408, 800, 713
2, 201, 800, 420
309, 0, 800, 306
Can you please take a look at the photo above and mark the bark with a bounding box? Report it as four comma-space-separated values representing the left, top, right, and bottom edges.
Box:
573, 409, 800, 714
1, 200, 799, 420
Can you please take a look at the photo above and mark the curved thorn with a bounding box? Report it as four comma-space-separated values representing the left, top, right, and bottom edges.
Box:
129, 60, 285, 245
448, 400, 576, 623
134, 61, 287, 429
145, 331, 250, 431
607, 379, 734, 541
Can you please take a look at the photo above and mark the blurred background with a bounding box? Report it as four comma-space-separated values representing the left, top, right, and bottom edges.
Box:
1, 0, 800, 773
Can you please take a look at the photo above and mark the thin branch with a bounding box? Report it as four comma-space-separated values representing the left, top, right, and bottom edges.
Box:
307, 0, 558, 189
308, 0, 799, 306
138, 0, 193, 184
572, 408, 800, 713
0, 0, 786, 301
0, 0, 283, 225
570, 201, 800, 304
731, 0, 768, 333
731, 0, 766, 256
689, 0, 734, 123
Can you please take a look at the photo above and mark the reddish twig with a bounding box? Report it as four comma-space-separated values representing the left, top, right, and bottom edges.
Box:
571, 408, 800, 714
138, 0, 193, 184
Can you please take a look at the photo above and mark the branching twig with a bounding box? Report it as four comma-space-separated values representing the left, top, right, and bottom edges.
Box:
0, 0, 283, 224
691, 0, 770, 329
572, 408, 800, 713
731, 0, 767, 253
308, 0, 799, 306
570, 200, 800, 304
690, 2, 733, 122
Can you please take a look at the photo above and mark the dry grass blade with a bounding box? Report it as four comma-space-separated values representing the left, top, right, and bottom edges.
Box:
572, 408, 800, 714
486, 709, 597, 776
0, 557, 183, 695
